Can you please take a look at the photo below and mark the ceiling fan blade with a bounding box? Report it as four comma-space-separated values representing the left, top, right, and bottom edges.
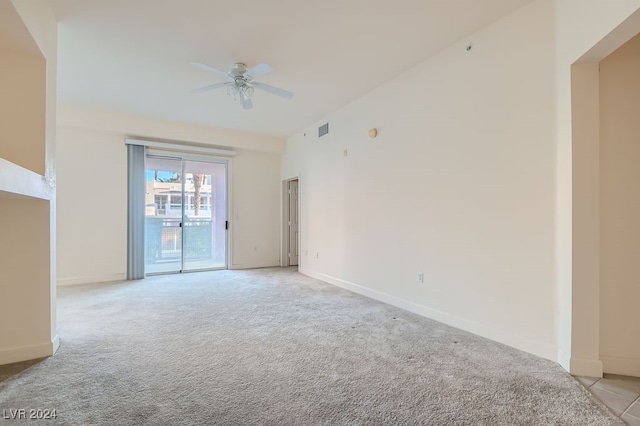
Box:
191, 62, 230, 78
192, 81, 229, 94
252, 82, 293, 99
241, 93, 253, 110
244, 63, 273, 80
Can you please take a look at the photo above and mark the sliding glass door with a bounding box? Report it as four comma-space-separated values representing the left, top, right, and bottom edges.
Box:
145, 156, 183, 274
182, 160, 227, 271
144, 155, 228, 274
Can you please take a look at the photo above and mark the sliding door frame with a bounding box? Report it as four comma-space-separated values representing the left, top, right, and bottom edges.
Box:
143, 149, 232, 276
126, 138, 236, 279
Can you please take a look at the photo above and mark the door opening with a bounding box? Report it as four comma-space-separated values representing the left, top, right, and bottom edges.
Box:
283, 178, 299, 267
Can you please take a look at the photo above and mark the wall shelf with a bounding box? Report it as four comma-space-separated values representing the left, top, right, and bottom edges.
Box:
0, 157, 53, 201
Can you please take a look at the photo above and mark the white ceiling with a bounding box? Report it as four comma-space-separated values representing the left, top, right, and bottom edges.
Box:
51, 0, 533, 138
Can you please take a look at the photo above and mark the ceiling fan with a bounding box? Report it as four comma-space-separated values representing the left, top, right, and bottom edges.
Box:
191, 62, 293, 110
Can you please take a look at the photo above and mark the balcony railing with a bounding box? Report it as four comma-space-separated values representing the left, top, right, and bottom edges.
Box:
145, 217, 213, 262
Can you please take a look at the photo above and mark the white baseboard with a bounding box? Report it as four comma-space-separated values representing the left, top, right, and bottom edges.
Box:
230, 262, 280, 270
569, 356, 603, 378
601, 355, 640, 377
0, 336, 58, 366
303, 270, 558, 363
52, 334, 60, 355
58, 273, 126, 286
558, 349, 571, 373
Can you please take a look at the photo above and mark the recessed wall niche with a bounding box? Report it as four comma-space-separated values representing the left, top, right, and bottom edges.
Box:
0, 1, 47, 176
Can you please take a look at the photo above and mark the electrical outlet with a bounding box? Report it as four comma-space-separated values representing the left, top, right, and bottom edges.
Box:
417, 273, 424, 283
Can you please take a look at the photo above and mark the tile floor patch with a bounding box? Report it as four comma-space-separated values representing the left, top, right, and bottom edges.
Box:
589, 386, 636, 416
576, 376, 598, 387
577, 374, 640, 422
627, 401, 640, 418
595, 374, 640, 398
592, 381, 639, 401
622, 413, 640, 426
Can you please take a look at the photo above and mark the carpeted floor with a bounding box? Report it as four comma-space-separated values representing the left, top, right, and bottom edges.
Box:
0, 267, 622, 425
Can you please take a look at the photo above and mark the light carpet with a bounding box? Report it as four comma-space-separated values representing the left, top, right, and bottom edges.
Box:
0, 267, 621, 425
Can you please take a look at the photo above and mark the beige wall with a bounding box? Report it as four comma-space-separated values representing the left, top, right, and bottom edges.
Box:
0, 198, 51, 351
556, 0, 640, 376
0, 50, 45, 175
283, 0, 558, 361
599, 33, 640, 377
0, 0, 58, 365
57, 107, 284, 285
570, 61, 601, 374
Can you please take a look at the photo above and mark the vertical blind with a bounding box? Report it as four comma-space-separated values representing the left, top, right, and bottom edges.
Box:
127, 144, 145, 279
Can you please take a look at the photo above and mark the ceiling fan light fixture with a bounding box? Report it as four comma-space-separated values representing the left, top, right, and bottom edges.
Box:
192, 61, 293, 110
227, 84, 238, 98
242, 85, 255, 99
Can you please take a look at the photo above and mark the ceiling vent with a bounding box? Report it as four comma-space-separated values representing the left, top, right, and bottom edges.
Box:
318, 123, 329, 137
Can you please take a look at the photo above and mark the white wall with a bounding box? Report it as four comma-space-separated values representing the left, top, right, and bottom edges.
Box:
56, 126, 127, 285
599, 33, 640, 377
231, 149, 282, 269
283, 0, 559, 360
57, 107, 284, 285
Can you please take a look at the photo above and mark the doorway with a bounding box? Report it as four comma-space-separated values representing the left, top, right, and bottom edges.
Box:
282, 178, 299, 267
144, 154, 229, 274
569, 11, 640, 378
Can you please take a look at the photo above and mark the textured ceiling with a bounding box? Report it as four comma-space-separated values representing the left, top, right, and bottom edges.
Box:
51, 0, 534, 138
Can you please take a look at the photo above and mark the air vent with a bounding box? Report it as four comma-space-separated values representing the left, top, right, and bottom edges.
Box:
318, 123, 329, 137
